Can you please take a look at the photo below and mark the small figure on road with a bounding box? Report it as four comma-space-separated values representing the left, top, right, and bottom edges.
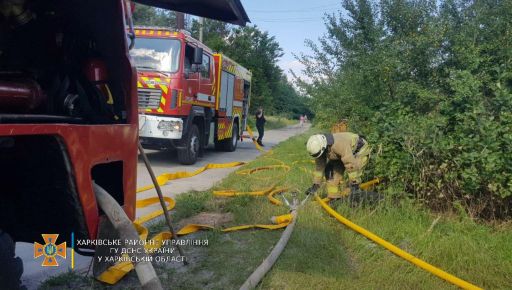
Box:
304, 114, 308, 124
299, 115, 304, 127
305, 132, 371, 199
255, 107, 266, 147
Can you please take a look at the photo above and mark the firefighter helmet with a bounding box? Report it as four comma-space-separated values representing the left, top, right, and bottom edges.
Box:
307, 134, 327, 158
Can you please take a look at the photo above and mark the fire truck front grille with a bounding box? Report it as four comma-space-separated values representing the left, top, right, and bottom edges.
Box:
138, 88, 163, 110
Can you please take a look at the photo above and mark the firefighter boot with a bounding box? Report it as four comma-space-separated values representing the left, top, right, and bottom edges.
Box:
327, 183, 343, 199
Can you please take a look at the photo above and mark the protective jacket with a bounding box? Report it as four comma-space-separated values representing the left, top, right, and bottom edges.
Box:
256, 111, 266, 127
313, 132, 371, 195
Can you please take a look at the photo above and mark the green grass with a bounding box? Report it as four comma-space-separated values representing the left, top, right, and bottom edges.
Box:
40, 129, 512, 289
39, 270, 92, 290
171, 190, 211, 220
157, 131, 512, 289
246, 115, 297, 131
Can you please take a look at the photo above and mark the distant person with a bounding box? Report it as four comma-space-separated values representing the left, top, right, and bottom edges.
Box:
255, 107, 266, 147
304, 114, 308, 123
299, 115, 305, 127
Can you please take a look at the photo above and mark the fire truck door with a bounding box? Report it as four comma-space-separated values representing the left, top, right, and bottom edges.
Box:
219, 71, 235, 117
242, 80, 250, 129
184, 44, 200, 101
198, 53, 214, 105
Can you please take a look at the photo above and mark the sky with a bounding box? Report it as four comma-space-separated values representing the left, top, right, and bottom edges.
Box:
240, 0, 342, 80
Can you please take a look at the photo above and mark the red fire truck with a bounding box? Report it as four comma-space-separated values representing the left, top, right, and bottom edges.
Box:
0, 0, 249, 288
132, 28, 252, 164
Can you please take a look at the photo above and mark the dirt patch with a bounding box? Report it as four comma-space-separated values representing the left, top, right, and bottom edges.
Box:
178, 212, 234, 228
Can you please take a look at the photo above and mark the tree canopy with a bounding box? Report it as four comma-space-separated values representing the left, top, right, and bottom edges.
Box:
132, 3, 177, 27
297, 0, 512, 218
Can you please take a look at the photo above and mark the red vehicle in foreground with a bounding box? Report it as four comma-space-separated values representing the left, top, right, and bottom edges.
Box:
0, 0, 248, 288
132, 27, 252, 164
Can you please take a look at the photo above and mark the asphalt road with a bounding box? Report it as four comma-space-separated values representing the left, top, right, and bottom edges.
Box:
17, 123, 310, 289
136, 123, 310, 218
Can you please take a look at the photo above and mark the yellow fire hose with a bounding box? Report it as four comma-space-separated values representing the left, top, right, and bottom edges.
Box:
100, 197, 292, 284
94, 183, 163, 289
315, 195, 482, 290
99, 126, 481, 290
213, 185, 275, 197
136, 161, 246, 194
245, 125, 266, 152
98, 154, 292, 284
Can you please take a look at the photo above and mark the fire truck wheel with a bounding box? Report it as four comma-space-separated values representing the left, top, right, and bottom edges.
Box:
224, 122, 239, 152
215, 123, 239, 152
178, 124, 200, 165
0, 230, 24, 290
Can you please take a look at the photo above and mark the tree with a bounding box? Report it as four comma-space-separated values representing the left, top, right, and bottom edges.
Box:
217, 26, 288, 114
297, 0, 512, 218
190, 19, 231, 51
274, 75, 312, 118
132, 3, 176, 27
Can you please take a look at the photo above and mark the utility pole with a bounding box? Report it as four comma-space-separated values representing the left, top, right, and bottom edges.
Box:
199, 17, 204, 42
176, 12, 184, 30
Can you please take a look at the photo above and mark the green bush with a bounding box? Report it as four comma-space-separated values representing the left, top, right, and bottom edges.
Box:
297, 0, 512, 218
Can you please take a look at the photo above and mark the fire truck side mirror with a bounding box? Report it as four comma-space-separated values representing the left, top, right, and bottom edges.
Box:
193, 47, 203, 65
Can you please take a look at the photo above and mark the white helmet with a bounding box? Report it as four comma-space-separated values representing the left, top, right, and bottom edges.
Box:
306, 134, 327, 158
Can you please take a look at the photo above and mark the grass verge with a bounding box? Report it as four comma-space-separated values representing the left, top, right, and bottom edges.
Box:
247, 115, 297, 131
40, 129, 512, 290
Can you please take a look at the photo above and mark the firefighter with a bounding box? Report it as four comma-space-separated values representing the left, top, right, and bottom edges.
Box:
255, 107, 266, 146
305, 132, 371, 199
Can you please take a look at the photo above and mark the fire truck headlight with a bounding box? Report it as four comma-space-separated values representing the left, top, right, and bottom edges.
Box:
157, 120, 182, 132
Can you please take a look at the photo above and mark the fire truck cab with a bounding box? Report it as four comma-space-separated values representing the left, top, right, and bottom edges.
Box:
132, 28, 251, 164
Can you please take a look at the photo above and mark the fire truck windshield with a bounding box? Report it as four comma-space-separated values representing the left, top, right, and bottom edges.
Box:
130, 38, 181, 73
